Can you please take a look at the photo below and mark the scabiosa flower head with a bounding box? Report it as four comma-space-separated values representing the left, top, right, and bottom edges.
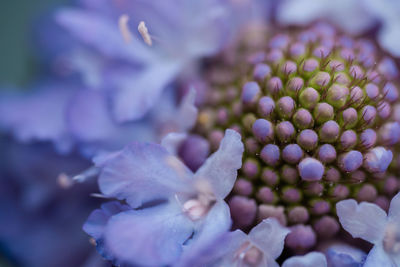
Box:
336, 191, 400, 266
83, 130, 244, 266
179, 22, 400, 249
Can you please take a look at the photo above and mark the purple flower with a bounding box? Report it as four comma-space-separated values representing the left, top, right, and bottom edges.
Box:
53, 0, 239, 122
177, 218, 290, 267
336, 192, 400, 266
83, 129, 244, 265
282, 252, 327, 267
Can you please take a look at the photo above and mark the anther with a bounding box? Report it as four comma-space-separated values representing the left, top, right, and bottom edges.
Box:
138, 21, 152, 46
118, 14, 133, 43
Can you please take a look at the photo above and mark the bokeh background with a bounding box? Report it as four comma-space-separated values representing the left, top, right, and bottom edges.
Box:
0, 0, 68, 87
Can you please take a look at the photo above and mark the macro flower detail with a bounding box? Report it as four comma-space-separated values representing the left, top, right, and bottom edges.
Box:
83, 129, 244, 265
336, 191, 400, 266
2, 0, 400, 266
181, 22, 400, 245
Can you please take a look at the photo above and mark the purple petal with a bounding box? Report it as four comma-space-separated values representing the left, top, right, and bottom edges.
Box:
99, 142, 194, 208
249, 218, 290, 260
0, 84, 74, 153
194, 129, 244, 199
104, 203, 193, 266
388, 192, 400, 223
176, 88, 198, 132
364, 245, 397, 267
326, 244, 367, 267
161, 132, 188, 155
336, 199, 387, 244
109, 62, 181, 122
83, 201, 130, 240
177, 201, 232, 267
282, 252, 327, 267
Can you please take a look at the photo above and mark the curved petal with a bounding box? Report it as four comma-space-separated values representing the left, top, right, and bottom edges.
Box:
194, 200, 232, 238
99, 142, 194, 208
104, 203, 193, 266
194, 129, 244, 199
249, 218, 290, 260
0, 84, 74, 153
176, 201, 232, 267
83, 201, 130, 240
282, 252, 327, 267
326, 244, 367, 267
217, 230, 250, 266
109, 62, 181, 122
364, 245, 397, 267
161, 132, 188, 155
336, 199, 387, 244
177, 87, 198, 132
388, 192, 400, 223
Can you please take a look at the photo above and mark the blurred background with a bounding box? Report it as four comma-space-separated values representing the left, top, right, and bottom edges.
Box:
0, 0, 68, 87
0, 2, 108, 267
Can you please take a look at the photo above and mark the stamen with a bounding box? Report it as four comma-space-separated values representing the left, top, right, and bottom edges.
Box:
90, 193, 110, 199
182, 199, 209, 221
119, 14, 133, 43
383, 223, 400, 254
138, 21, 152, 46
57, 167, 99, 189
57, 173, 74, 188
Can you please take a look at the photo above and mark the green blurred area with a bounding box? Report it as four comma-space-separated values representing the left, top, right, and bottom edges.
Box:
0, 0, 69, 87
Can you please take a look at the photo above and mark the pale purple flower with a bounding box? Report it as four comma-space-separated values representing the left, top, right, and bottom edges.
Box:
177, 218, 290, 267
336, 192, 400, 266
83, 129, 244, 266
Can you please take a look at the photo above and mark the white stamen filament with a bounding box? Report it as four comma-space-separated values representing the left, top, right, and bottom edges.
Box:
57, 167, 99, 189
119, 14, 133, 43
138, 21, 153, 46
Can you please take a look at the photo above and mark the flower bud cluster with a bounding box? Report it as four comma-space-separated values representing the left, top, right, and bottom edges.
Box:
186, 23, 400, 246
